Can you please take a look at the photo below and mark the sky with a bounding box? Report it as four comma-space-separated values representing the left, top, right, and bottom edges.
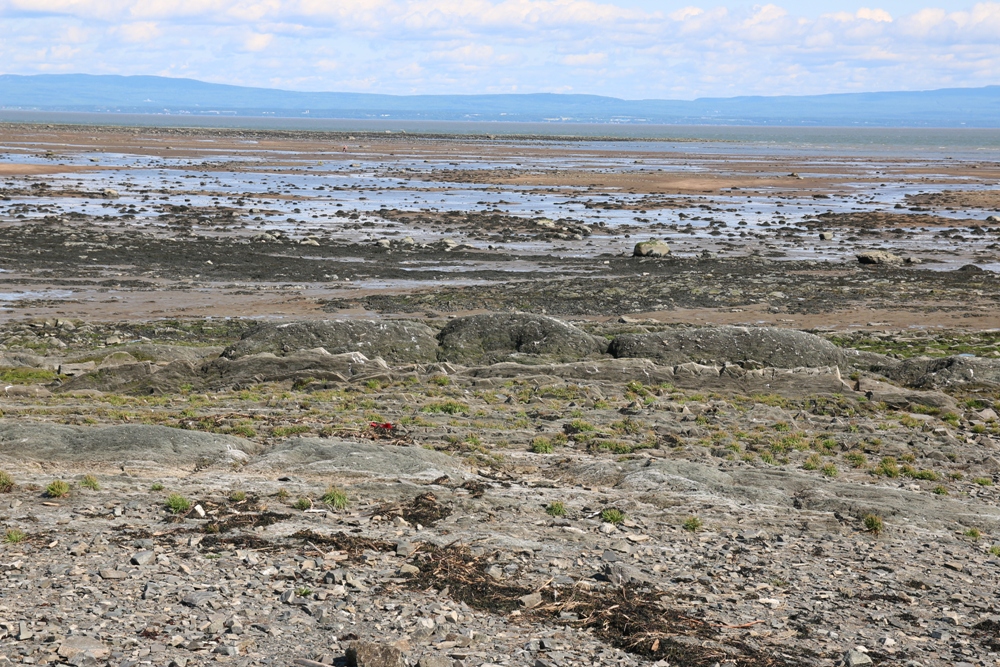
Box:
0, 1, 998, 99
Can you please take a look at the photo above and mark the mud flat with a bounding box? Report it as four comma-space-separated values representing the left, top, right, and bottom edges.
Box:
0, 124, 1000, 667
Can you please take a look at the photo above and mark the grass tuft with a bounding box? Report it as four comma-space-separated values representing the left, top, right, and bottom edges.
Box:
862, 513, 884, 536
80, 474, 100, 491
165, 494, 192, 514
3, 528, 27, 544
682, 516, 703, 532
546, 501, 566, 517
0, 471, 14, 493
321, 486, 349, 510
45, 479, 71, 498
600, 508, 625, 525
529, 437, 554, 454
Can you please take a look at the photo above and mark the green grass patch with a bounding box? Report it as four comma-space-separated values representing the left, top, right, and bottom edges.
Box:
421, 400, 469, 415
529, 437, 554, 454
0, 367, 58, 384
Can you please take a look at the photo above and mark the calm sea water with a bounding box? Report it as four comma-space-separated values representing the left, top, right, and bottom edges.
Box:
4, 110, 1000, 159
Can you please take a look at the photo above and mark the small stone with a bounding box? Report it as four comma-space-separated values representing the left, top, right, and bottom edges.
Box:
346, 641, 405, 667
181, 591, 218, 608
213, 646, 238, 656
819, 231, 834, 240
416, 657, 451, 667
130, 550, 155, 566
844, 648, 873, 667
58, 636, 110, 661
99, 568, 127, 580
519, 592, 543, 609
193, 504, 206, 518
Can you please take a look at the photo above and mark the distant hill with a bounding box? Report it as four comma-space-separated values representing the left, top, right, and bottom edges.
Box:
1, 73, 998, 127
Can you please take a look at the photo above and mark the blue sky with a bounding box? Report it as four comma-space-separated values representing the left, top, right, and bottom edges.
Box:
1, 1, 997, 98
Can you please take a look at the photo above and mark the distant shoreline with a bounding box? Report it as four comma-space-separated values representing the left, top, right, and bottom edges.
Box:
4, 111, 1000, 150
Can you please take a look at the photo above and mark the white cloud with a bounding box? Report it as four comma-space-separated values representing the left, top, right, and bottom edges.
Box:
0, 1, 998, 98
113, 21, 160, 42
857, 8, 892, 22
561, 52, 606, 66
243, 31, 272, 51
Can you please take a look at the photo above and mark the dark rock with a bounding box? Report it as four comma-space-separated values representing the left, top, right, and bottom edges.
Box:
437, 313, 608, 364
878, 355, 1000, 389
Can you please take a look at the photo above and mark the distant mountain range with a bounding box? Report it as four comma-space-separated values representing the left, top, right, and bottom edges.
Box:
2, 73, 999, 127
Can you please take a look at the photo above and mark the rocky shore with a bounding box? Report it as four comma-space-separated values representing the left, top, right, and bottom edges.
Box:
1, 124, 999, 667
1, 313, 1000, 667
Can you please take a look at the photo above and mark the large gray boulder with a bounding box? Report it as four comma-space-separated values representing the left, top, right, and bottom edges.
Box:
437, 313, 608, 364
222, 320, 438, 364
0, 422, 261, 466
57, 350, 387, 395
608, 326, 847, 369
878, 355, 1000, 390
200, 350, 384, 388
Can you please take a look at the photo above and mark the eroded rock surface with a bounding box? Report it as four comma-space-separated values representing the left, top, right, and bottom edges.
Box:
223, 320, 438, 364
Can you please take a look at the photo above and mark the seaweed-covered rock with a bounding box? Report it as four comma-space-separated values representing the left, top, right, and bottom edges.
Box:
222, 320, 437, 364
437, 313, 608, 364
608, 326, 847, 369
